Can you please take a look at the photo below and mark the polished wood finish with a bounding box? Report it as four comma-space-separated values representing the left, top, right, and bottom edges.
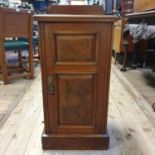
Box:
56, 34, 96, 62
42, 132, 109, 150
126, 10, 155, 18
35, 6, 117, 150
58, 75, 94, 126
0, 8, 34, 84
48, 5, 105, 14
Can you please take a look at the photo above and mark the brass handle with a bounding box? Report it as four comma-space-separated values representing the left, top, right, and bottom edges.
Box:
48, 76, 55, 94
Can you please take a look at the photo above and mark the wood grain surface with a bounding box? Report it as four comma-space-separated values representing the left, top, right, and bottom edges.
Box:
133, 0, 155, 12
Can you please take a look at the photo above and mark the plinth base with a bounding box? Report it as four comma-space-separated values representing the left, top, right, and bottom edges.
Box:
42, 131, 109, 150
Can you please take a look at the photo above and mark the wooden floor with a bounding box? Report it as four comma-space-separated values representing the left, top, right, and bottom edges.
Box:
124, 68, 155, 106
0, 65, 40, 129
0, 63, 155, 155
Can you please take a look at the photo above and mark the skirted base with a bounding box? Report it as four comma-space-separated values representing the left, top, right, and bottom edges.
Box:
42, 130, 109, 150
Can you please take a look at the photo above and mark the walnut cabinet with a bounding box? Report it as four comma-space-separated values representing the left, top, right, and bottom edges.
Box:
35, 7, 117, 150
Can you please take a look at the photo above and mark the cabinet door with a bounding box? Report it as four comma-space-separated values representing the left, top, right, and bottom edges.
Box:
43, 22, 112, 134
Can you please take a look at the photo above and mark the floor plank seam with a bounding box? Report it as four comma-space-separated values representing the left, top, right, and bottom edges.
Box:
111, 65, 155, 128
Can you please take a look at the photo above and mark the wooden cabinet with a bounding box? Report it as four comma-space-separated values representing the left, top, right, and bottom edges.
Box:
35, 7, 117, 150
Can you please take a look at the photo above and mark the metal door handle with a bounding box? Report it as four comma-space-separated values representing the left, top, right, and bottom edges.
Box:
48, 76, 55, 94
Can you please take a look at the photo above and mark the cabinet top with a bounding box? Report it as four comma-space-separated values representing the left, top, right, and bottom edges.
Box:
34, 14, 119, 23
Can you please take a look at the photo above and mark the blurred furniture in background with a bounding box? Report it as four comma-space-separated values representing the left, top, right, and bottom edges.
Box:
112, 0, 135, 70
32, 0, 49, 12
126, 13, 155, 70
113, 19, 134, 65
126, 0, 155, 110
133, 0, 155, 12
0, 0, 9, 8
123, 0, 155, 72
113, 0, 155, 71
0, 8, 34, 84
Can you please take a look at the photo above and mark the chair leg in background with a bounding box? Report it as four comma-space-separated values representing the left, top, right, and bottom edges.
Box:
28, 46, 34, 79
0, 50, 9, 84
18, 50, 23, 68
120, 43, 128, 72
114, 50, 118, 65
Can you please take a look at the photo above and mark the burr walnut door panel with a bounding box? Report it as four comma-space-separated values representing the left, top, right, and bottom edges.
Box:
44, 23, 111, 134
